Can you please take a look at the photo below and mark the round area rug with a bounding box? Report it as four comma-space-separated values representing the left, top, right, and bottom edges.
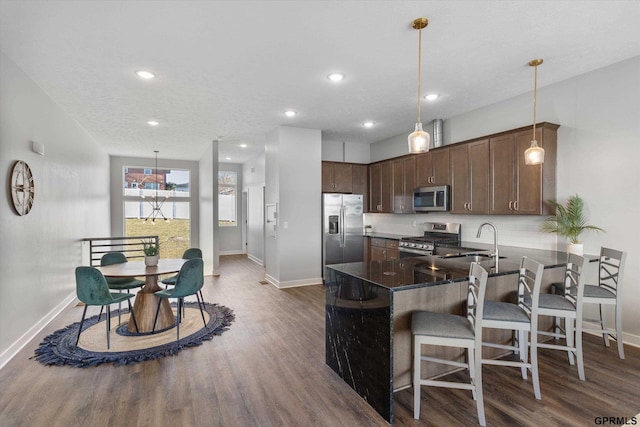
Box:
32, 302, 234, 367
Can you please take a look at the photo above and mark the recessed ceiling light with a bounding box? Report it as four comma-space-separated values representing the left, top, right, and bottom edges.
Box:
425, 93, 439, 101
327, 73, 345, 82
240, 144, 248, 148
363, 121, 375, 128
225, 157, 231, 160
136, 70, 156, 79
284, 110, 297, 117
147, 120, 159, 126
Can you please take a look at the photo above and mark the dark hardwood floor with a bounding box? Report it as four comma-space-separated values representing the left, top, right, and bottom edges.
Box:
0, 255, 638, 426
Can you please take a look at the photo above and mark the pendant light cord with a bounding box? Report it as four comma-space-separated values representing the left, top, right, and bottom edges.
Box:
154, 150, 159, 201
532, 64, 538, 141
417, 27, 422, 124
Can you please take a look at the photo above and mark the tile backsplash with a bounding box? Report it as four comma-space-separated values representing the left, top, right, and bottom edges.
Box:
363, 213, 558, 251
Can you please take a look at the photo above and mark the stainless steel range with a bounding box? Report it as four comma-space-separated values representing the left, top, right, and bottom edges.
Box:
398, 222, 461, 258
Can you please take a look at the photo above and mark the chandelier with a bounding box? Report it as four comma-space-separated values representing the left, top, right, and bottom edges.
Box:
142, 150, 169, 224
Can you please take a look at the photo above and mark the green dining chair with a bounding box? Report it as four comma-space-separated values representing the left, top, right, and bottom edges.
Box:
101, 252, 145, 324
152, 258, 206, 341
75, 266, 139, 349
161, 248, 204, 313
161, 248, 202, 286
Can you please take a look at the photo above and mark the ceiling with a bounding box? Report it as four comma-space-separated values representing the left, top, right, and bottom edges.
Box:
1, 1, 639, 164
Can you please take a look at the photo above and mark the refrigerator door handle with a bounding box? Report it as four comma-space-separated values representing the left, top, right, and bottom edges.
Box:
339, 206, 344, 247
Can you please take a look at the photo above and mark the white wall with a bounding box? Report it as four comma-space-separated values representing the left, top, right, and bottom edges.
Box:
218, 162, 243, 255
199, 142, 219, 276
322, 140, 371, 163
369, 56, 640, 346
0, 52, 110, 363
243, 152, 266, 265
265, 127, 322, 287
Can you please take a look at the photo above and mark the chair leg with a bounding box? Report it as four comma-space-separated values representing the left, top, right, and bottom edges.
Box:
152, 298, 162, 332
98, 306, 104, 322
413, 336, 421, 419
518, 329, 528, 380
467, 347, 477, 401
566, 317, 575, 365
575, 317, 585, 380
76, 305, 88, 346
117, 290, 123, 325
176, 298, 182, 341
474, 347, 486, 427
599, 304, 610, 347
127, 300, 139, 333
615, 301, 625, 359
196, 291, 207, 327
106, 305, 111, 350
530, 328, 541, 400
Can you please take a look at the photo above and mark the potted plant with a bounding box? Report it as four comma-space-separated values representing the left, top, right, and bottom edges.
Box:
142, 239, 160, 266
541, 194, 604, 255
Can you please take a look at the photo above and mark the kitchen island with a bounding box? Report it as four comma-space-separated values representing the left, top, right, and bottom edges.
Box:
325, 244, 577, 423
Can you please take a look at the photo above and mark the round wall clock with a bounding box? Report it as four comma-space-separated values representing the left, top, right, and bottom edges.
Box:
10, 160, 35, 215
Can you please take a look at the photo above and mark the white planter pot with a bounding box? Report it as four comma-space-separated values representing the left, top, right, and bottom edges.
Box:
567, 243, 584, 255
145, 255, 159, 267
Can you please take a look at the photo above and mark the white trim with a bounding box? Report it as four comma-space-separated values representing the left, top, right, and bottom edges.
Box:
247, 254, 263, 266
581, 320, 640, 349
264, 274, 322, 289
219, 250, 245, 256
0, 291, 77, 370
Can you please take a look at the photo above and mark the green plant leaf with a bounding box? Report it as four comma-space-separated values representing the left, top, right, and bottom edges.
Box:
540, 194, 604, 243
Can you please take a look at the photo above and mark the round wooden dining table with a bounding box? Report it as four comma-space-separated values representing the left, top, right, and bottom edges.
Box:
97, 258, 187, 333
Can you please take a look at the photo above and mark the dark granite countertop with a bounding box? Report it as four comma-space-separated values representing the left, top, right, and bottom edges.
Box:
327, 243, 593, 292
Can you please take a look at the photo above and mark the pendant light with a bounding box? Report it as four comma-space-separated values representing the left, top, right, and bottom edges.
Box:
408, 17, 430, 154
524, 59, 545, 165
142, 150, 169, 224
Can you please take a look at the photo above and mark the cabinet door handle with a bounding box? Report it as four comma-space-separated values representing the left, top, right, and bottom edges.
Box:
508, 201, 513, 210
514, 200, 519, 211
468, 202, 472, 211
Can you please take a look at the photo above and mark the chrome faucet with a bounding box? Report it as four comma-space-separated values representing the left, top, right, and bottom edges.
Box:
477, 222, 499, 270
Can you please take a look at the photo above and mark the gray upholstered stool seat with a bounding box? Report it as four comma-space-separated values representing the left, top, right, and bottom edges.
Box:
483, 301, 530, 323
412, 311, 474, 340
583, 285, 615, 299
525, 294, 576, 311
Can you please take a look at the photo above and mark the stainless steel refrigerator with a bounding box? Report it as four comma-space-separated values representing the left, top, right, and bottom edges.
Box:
322, 193, 364, 278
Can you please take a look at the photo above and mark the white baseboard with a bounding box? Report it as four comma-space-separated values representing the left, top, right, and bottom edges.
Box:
0, 291, 77, 371
264, 274, 323, 289
582, 320, 640, 349
247, 254, 263, 266
219, 250, 245, 256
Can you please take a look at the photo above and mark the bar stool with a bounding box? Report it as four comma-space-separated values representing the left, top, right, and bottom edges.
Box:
531, 254, 587, 380
481, 256, 543, 400
554, 247, 627, 359
412, 263, 488, 426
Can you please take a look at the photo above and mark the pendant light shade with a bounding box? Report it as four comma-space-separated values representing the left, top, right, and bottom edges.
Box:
524, 59, 545, 165
408, 18, 430, 154
408, 123, 430, 153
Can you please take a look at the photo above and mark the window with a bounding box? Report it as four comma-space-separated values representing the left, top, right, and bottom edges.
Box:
122, 166, 192, 259
219, 171, 237, 226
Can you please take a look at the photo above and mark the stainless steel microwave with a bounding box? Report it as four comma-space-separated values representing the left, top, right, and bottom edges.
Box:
413, 185, 450, 212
